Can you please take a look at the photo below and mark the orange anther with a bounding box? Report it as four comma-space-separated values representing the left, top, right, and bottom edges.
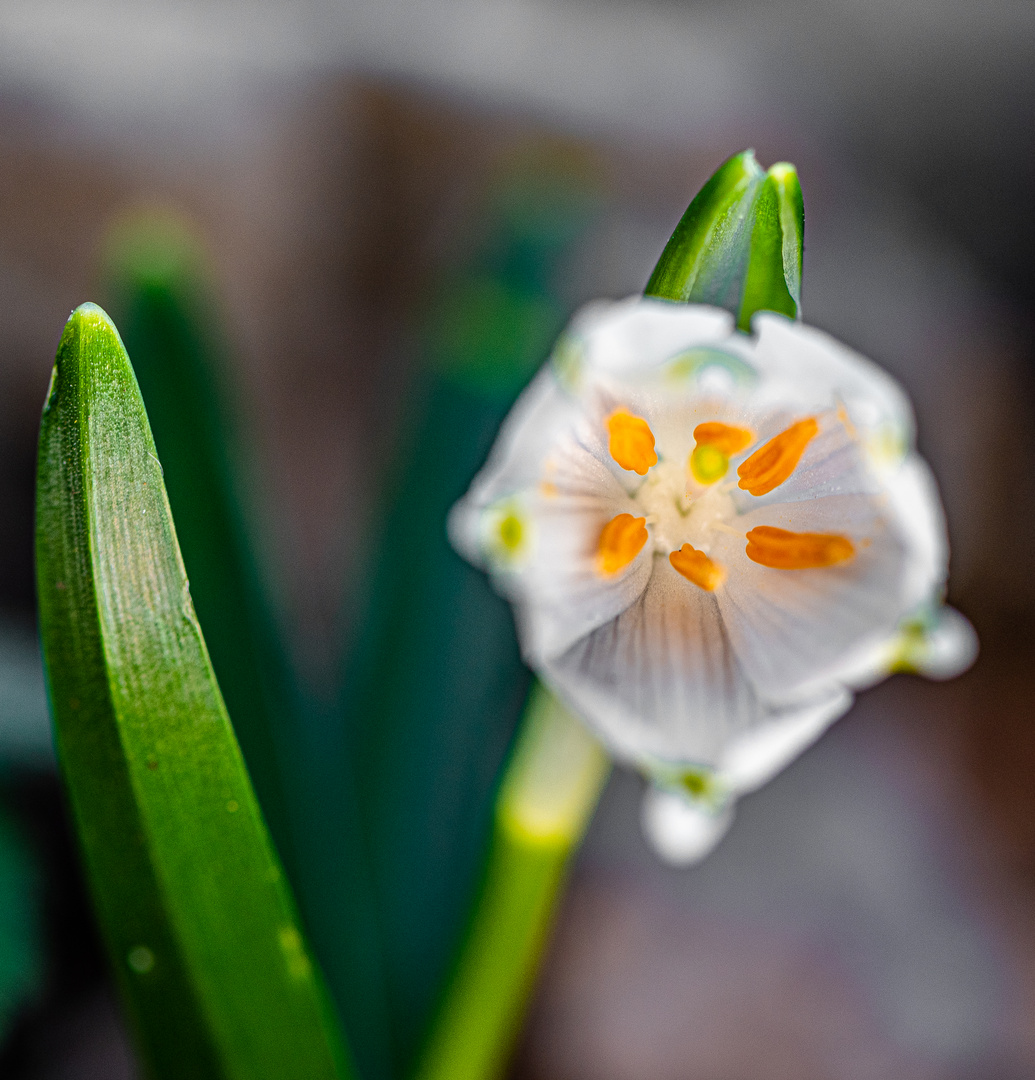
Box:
669, 544, 726, 591
693, 422, 754, 456
745, 525, 855, 569
597, 513, 649, 575
606, 409, 658, 475
737, 417, 819, 496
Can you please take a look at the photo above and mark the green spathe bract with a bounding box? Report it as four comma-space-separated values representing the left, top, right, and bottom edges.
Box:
737, 163, 804, 331
645, 150, 804, 330
35, 304, 352, 1080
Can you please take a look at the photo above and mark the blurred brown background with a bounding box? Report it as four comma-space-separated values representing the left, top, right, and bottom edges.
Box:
0, 2, 1034, 1077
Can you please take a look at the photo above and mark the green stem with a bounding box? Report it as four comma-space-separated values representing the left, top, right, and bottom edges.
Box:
413, 683, 609, 1080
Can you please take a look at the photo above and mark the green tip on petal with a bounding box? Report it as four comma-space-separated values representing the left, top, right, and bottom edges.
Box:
645, 152, 805, 332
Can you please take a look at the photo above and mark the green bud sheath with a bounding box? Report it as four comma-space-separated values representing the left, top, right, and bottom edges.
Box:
646, 152, 804, 331
737, 163, 804, 331
644, 149, 765, 308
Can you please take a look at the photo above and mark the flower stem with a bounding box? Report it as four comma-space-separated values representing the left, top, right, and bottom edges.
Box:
413, 682, 609, 1080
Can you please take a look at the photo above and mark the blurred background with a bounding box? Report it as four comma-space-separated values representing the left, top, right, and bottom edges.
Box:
0, 1, 1034, 1077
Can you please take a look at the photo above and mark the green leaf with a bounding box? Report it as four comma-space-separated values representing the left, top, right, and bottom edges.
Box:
644, 149, 765, 309
414, 684, 609, 1080
103, 217, 392, 1080
737, 163, 804, 331
103, 216, 296, 872
35, 304, 353, 1080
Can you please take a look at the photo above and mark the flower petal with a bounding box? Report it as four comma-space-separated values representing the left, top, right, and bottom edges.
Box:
570, 298, 735, 384
749, 313, 914, 447
541, 556, 774, 767
714, 493, 916, 699
719, 685, 851, 791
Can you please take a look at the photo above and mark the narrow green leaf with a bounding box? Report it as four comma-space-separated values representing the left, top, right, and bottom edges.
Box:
104, 217, 296, 871
103, 218, 393, 1080
414, 684, 609, 1080
644, 149, 764, 308
736, 163, 804, 331
36, 304, 353, 1080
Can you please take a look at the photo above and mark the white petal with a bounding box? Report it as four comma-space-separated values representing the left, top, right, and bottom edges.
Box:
573, 297, 735, 383
715, 493, 916, 700
730, 408, 883, 515
542, 556, 773, 766
641, 785, 735, 865
882, 456, 950, 611
749, 313, 914, 445
508, 436, 655, 660
455, 366, 577, 523
719, 686, 851, 791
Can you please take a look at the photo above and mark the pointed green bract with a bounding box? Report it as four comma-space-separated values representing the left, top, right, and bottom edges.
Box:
645, 149, 765, 309
646, 152, 804, 329
737, 163, 804, 331
36, 305, 353, 1080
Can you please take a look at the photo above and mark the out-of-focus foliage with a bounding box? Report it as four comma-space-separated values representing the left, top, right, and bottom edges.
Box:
339, 152, 600, 1078
0, 803, 41, 1043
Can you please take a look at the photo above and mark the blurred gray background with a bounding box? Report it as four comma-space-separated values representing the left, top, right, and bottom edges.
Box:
0, 1, 1033, 1077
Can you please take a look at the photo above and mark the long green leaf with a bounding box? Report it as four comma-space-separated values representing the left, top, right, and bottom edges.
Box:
36, 304, 353, 1080
341, 160, 595, 1078
103, 220, 392, 1079
104, 219, 296, 869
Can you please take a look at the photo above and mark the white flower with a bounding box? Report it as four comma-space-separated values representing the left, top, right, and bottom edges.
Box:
449, 297, 977, 864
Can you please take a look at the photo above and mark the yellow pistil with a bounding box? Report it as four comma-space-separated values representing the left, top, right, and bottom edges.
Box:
690, 443, 728, 485
745, 525, 855, 569
669, 543, 726, 590
606, 409, 658, 475
597, 513, 648, 575
737, 417, 819, 496
689, 422, 754, 485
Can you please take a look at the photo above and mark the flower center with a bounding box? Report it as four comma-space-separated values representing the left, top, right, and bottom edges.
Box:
634, 459, 735, 555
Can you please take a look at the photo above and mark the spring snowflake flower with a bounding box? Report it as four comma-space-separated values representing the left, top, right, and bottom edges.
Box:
449, 298, 976, 863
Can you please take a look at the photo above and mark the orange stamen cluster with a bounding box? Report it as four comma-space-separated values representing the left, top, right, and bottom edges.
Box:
745, 526, 855, 569
669, 543, 726, 591
737, 417, 818, 496
597, 513, 648, 575
607, 409, 658, 475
